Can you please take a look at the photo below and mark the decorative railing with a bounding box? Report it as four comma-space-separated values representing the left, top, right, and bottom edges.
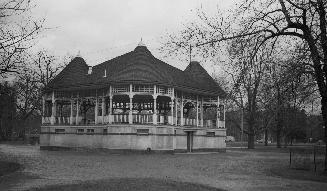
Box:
112, 114, 129, 123
157, 114, 167, 124
42, 117, 51, 124
133, 114, 153, 124
184, 118, 197, 126
112, 85, 129, 93
133, 85, 154, 93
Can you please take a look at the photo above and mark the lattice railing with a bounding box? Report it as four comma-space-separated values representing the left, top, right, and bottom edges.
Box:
133, 85, 154, 93
112, 85, 129, 93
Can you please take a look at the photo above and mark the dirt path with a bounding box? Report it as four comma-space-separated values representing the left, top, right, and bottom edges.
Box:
0, 144, 326, 191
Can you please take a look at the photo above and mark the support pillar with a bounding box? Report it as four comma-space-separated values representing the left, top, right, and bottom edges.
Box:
50, 91, 56, 125
153, 95, 157, 125
76, 99, 80, 125
109, 96, 113, 124
70, 99, 74, 125
180, 93, 184, 126
95, 97, 98, 124
170, 97, 174, 125
196, 96, 199, 127
129, 95, 133, 124
175, 98, 178, 126
153, 85, 157, 125
200, 97, 204, 127
102, 97, 105, 124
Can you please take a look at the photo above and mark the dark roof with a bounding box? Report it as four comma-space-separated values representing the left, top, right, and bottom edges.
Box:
45, 45, 226, 97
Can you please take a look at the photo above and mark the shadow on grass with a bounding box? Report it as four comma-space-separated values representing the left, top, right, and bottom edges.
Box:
0, 160, 21, 177
29, 178, 225, 191
269, 166, 327, 183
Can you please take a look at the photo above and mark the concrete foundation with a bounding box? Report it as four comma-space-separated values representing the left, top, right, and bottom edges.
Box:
40, 125, 226, 152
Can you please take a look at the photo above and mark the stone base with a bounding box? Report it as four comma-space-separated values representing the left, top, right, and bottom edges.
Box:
40, 146, 174, 154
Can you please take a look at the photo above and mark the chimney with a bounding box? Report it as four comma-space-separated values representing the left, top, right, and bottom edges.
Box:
88, 66, 92, 74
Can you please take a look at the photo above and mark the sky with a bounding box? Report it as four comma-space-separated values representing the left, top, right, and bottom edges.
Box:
31, 0, 236, 71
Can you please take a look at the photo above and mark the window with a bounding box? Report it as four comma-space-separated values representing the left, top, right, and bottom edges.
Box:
137, 129, 149, 135
87, 129, 94, 133
206, 132, 215, 137
77, 129, 84, 133
55, 129, 65, 133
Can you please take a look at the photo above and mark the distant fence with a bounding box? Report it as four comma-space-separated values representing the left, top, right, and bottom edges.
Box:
289, 145, 326, 172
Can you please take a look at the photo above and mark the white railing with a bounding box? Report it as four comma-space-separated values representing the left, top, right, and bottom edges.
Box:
42, 117, 51, 124
112, 85, 129, 93
157, 114, 166, 124
113, 114, 129, 123
184, 118, 197, 126
133, 85, 153, 93
133, 114, 153, 124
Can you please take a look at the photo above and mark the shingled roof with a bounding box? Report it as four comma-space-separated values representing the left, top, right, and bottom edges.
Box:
45, 44, 226, 97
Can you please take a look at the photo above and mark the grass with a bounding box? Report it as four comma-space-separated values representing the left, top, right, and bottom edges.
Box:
29, 178, 225, 191
0, 143, 327, 191
0, 160, 21, 177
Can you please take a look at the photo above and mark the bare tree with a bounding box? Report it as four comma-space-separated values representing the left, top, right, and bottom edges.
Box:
0, 0, 43, 75
161, 0, 327, 170
15, 50, 66, 136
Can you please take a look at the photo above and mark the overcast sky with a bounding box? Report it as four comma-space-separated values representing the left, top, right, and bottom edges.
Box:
31, 0, 235, 71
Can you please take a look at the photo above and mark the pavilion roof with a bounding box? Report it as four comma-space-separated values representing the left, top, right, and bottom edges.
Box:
45, 45, 226, 97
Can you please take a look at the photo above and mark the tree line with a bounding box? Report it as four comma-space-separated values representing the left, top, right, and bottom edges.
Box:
0, 0, 67, 140
160, 0, 327, 170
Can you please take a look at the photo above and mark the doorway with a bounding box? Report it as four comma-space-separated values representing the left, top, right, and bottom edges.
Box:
186, 131, 194, 152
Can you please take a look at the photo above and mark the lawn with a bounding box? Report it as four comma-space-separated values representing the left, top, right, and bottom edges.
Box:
0, 144, 326, 191
0, 160, 21, 177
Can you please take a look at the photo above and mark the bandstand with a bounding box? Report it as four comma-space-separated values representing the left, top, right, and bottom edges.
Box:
40, 42, 226, 152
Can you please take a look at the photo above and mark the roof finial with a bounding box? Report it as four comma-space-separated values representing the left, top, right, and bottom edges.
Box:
138, 38, 146, 47
77, 50, 81, 57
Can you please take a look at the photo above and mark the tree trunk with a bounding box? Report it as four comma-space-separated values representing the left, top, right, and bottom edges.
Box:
247, 112, 255, 149
248, 132, 255, 149
276, 88, 282, 148
264, 128, 268, 146
321, 96, 327, 172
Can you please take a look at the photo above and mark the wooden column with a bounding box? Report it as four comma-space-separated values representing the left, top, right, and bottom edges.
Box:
95, 97, 98, 124
102, 97, 105, 124
200, 97, 204, 127
129, 84, 133, 124
70, 99, 74, 125
175, 97, 178, 126
170, 97, 174, 125
153, 95, 158, 125
180, 93, 184, 126
51, 91, 56, 125
109, 96, 113, 124
76, 98, 80, 125
109, 86, 113, 124
129, 95, 133, 124
196, 96, 199, 127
